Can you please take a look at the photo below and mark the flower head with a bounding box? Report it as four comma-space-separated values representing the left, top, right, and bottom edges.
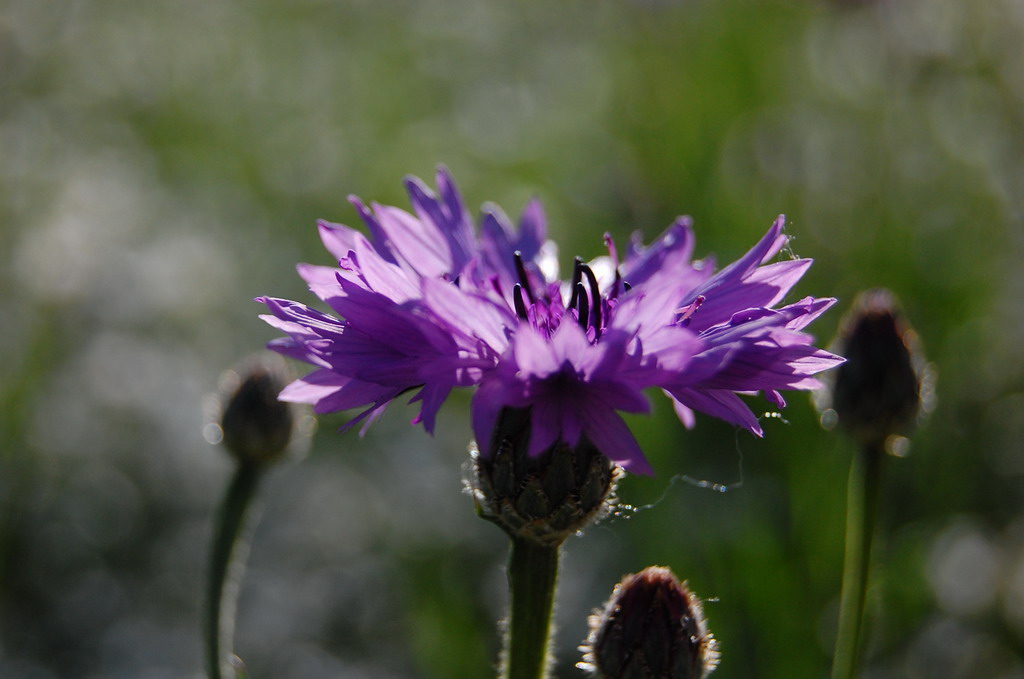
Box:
259, 168, 842, 474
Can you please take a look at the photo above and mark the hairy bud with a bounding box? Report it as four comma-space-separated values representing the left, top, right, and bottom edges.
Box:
467, 407, 620, 547
211, 354, 304, 468
819, 289, 931, 450
580, 566, 719, 679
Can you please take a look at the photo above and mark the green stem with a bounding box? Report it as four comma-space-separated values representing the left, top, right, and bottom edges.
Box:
206, 464, 263, 679
831, 443, 884, 679
504, 538, 561, 679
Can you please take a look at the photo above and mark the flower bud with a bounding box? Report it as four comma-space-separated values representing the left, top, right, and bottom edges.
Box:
467, 407, 620, 547
580, 566, 719, 679
819, 289, 930, 449
212, 354, 302, 468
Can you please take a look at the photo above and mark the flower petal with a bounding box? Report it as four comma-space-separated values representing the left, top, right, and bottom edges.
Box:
668, 387, 764, 436
583, 409, 653, 475
623, 217, 696, 287
421, 276, 514, 355
373, 202, 452, 278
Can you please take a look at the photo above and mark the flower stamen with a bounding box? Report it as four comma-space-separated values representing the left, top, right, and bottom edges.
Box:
568, 257, 584, 309
580, 263, 602, 334
576, 282, 590, 331
514, 251, 536, 304
513, 284, 530, 321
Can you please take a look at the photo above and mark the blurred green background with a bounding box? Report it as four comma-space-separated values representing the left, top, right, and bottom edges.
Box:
2, 0, 1022, 677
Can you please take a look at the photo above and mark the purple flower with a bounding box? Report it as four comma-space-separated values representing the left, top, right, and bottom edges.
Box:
259, 168, 843, 474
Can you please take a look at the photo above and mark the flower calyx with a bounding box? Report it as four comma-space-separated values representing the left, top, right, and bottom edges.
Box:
468, 407, 620, 546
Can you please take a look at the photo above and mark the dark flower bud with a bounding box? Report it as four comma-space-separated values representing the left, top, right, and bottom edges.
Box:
818, 289, 931, 451
579, 566, 719, 679
208, 354, 306, 468
467, 407, 620, 547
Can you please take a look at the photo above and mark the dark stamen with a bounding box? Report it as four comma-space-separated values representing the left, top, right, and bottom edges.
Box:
575, 282, 589, 331
567, 257, 583, 309
580, 263, 602, 332
513, 251, 536, 304
513, 284, 529, 320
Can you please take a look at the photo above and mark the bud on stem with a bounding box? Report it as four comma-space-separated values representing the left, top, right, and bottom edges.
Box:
217, 354, 300, 468
469, 408, 625, 679
820, 290, 931, 679
580, 566, 719, 679
204, 354, 305, 679
820, 288, 929, 451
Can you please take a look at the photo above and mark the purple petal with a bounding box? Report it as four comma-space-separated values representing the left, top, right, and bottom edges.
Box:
478, 208, 519, 289
687, 258, 812, 332
373, 202, 452, 278
782, 296, 838, 330
437, 167, 468, 228
513, 324, 562, 376
547, 320, 596, 373
699, 343, 821, 391
686, 217, 787, 310
666, 391, 697, 429
582, 408, 653, 475
516, 198, 547, 260
586, 379, 652, 416
699, 306, 808, 345
748, 259, 813, 300
347, 237, 419, 303
297, 263, 350, 307
631, 324, 704, 375
265, 336, 321, 365
623, 217, 696, 288
405, 171, 475, 275
668, 387, 764, 436
408, 382, 454, 434
278, 368, 352, 404
421, 276, 514, 355
528, 400, 566, 457
348, 196, 397, 261
472, 379, 517, 455
610, 279, 690, 338
435, 166, 477, 265
310, 377, 398, 415
259, 297, 346, 340
317, 219, 362, 263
